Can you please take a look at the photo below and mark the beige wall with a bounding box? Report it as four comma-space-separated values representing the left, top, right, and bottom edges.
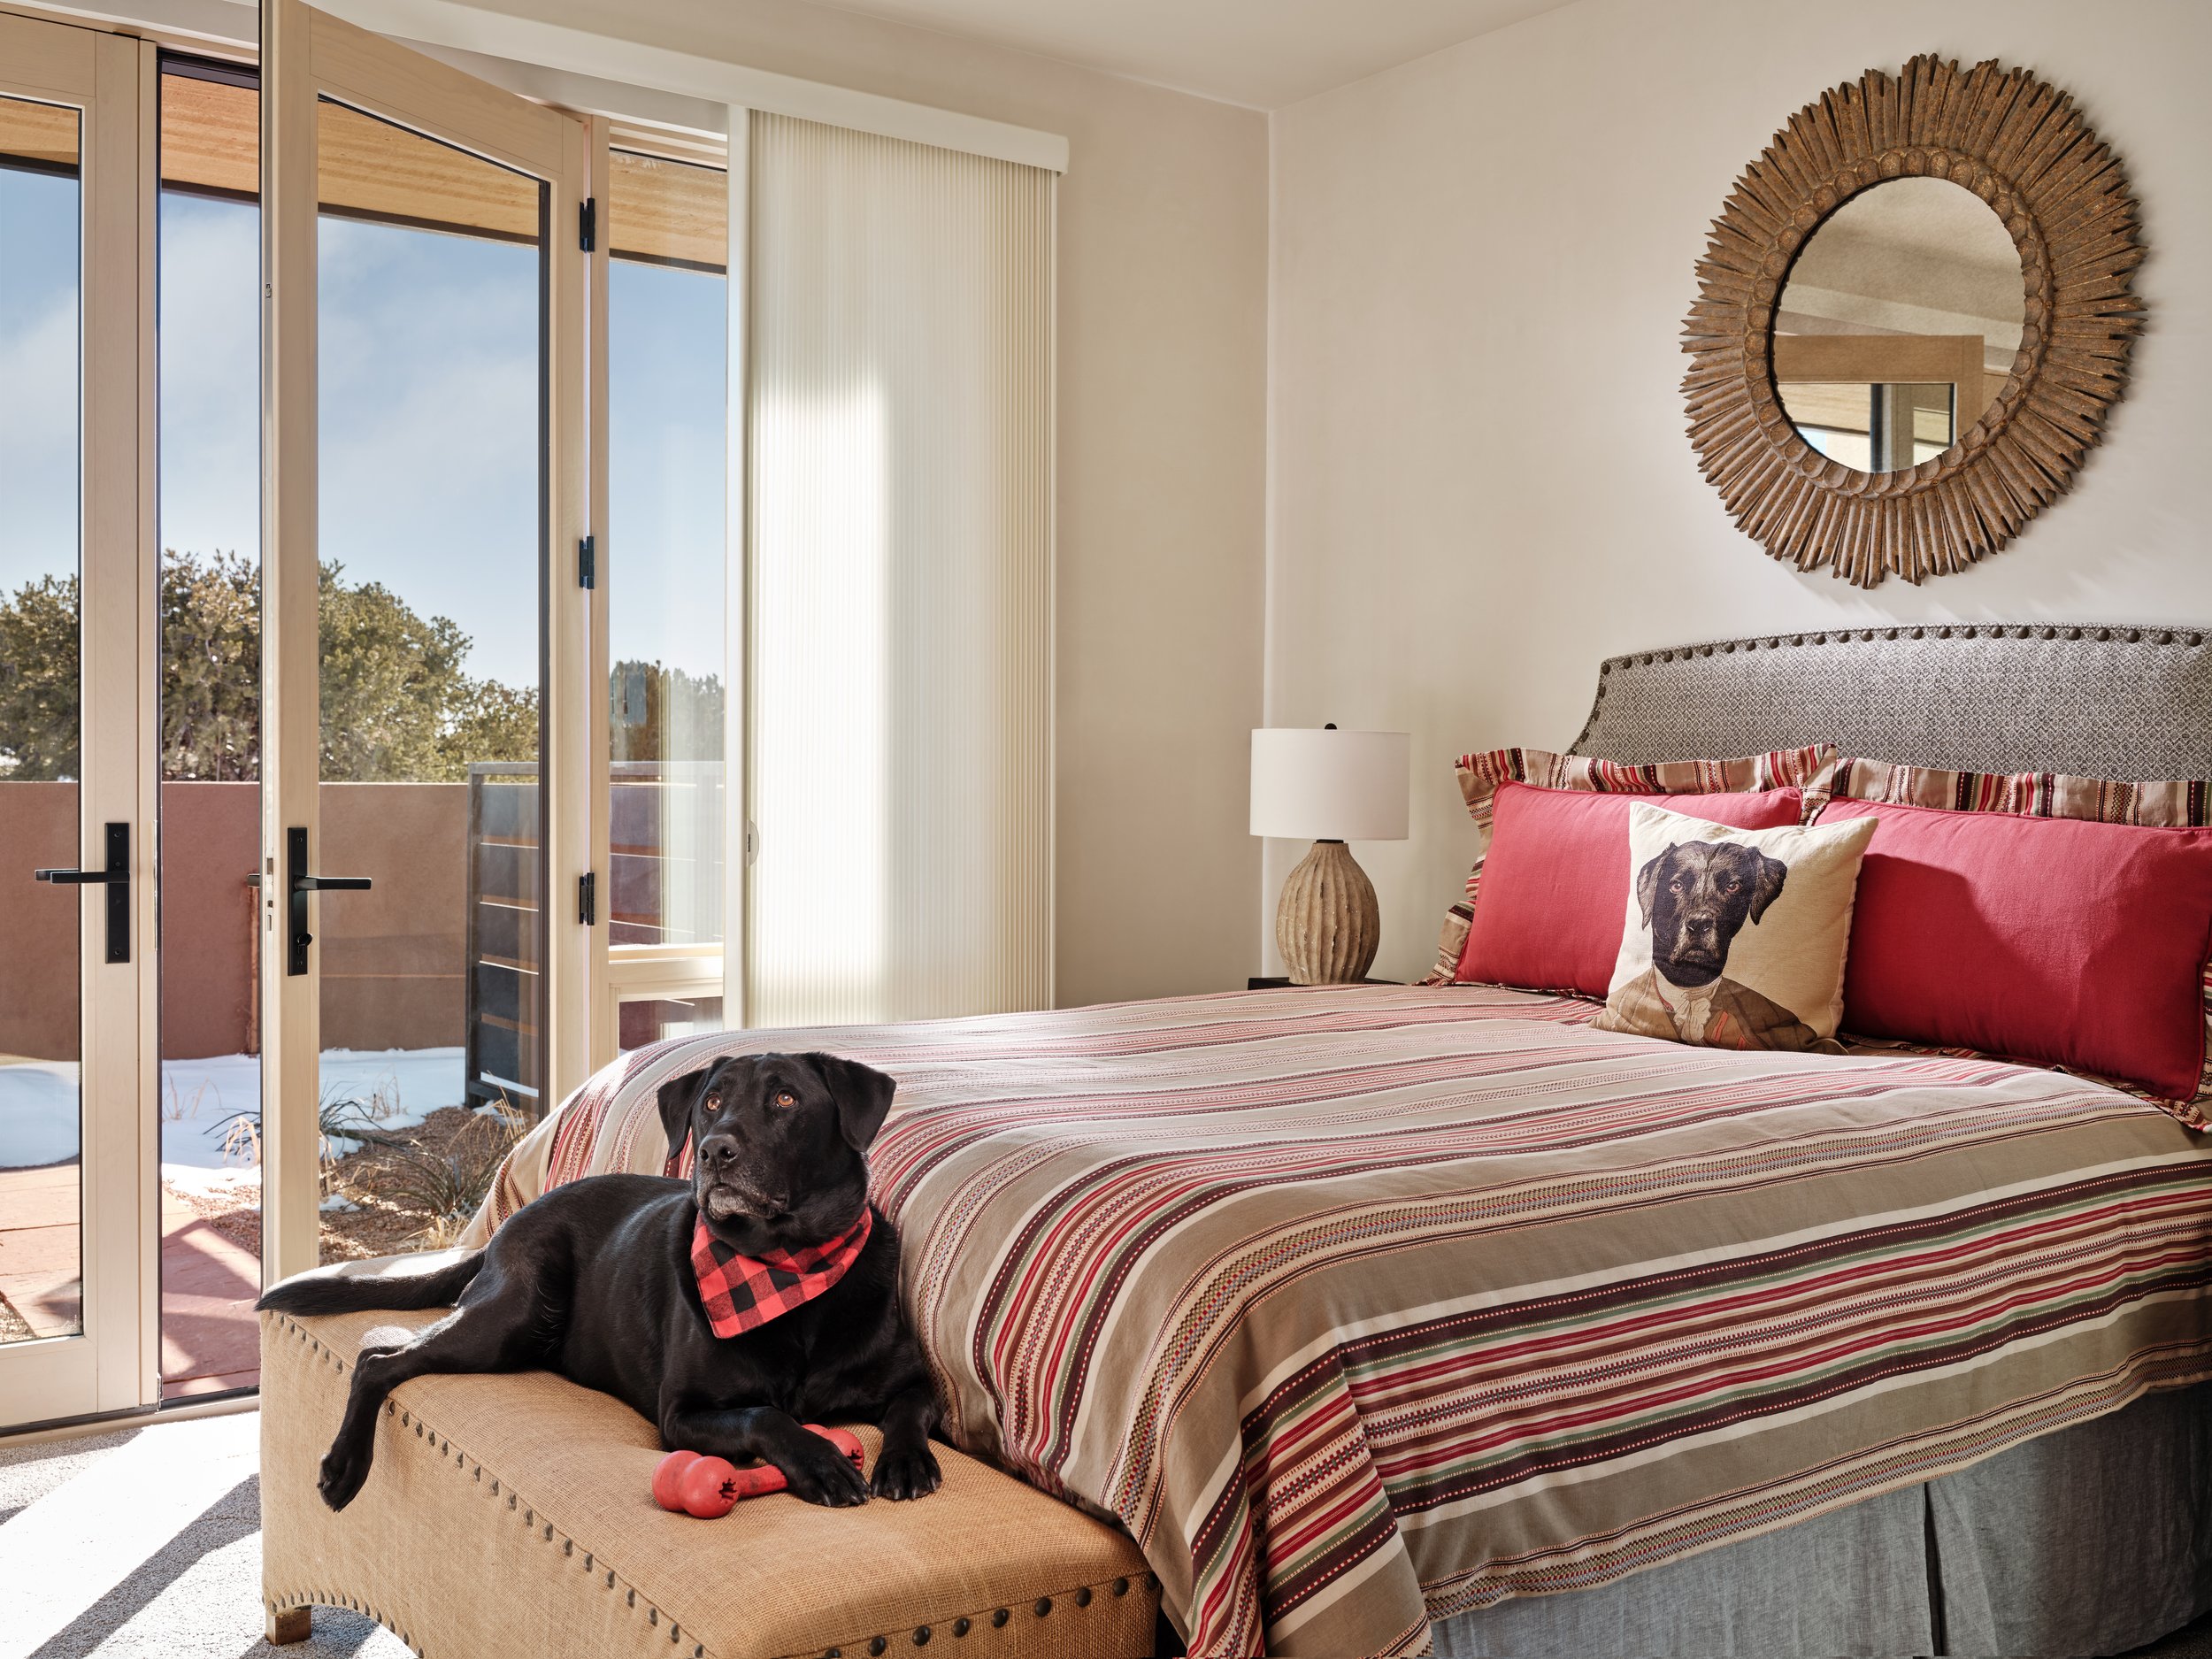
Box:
1267, 0, 2212, 981
462, 0, 1271, 1007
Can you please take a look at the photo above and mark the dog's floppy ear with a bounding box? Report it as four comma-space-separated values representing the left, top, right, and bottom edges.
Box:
1745, 849, 1789, 925
804, 1053, 898, 1152
1634, 847, 1679, 929
655, 1063, 719, 1164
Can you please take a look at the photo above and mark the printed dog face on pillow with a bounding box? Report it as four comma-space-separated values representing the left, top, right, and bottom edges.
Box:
1639, 841, 1788, 989
1593, 804, 1877, 1056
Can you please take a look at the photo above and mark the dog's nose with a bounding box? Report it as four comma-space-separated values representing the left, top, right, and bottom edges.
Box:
698, 1133, 741, 1171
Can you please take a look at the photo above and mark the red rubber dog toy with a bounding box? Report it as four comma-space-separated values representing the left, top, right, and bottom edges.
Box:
653, 1426, 866, 1517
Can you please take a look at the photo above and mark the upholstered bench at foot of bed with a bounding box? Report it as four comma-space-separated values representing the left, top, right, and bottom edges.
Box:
258, 1306, 1158, 1659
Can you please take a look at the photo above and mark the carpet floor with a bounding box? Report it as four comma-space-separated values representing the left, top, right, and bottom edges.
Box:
3, 1407, 2209, 1657
0, 1412, 405, 1659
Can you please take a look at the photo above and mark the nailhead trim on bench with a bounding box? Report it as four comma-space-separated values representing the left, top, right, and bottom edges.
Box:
264, 1311, 1159, 1659
787, 1571, 1163, 1659
266, 1312, 688, 1658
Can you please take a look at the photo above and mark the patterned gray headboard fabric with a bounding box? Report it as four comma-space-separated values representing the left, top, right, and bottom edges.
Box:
1571, 624, 2212, 780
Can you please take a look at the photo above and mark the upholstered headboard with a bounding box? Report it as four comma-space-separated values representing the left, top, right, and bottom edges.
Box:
1571, 623, 2212, 780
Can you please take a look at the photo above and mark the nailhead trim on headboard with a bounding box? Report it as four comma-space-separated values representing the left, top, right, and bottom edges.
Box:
1570, 624, 2212, 780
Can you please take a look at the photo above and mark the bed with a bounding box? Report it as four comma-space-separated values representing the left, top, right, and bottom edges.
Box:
473, 624, 2212, 1658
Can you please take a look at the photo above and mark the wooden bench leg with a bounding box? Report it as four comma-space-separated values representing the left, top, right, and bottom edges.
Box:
266, 1605, 313, 1645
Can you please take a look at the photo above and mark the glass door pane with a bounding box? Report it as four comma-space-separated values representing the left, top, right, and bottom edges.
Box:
0, 91, 83, 1348
605, 147, 728, 1048
313, 99, 547, 1263
156, 57, 265, 1396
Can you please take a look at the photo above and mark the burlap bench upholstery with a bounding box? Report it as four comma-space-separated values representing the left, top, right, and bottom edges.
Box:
259, 1306, 1158, 1659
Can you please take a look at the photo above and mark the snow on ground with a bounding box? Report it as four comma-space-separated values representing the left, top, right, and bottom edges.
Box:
0, 1048, 466, 1170
0, 1060, 80, 1169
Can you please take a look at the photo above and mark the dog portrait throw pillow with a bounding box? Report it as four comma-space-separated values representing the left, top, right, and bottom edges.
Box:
1593, 803, 1878, 1054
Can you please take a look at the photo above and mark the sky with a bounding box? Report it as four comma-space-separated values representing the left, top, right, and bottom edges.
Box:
608, 257, 726, 685
0, 165, 80, 608
0, 136, 728, 703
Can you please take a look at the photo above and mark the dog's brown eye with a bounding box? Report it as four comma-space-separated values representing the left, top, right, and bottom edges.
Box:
773, 1089, 796, 1108
703, 1094, 720, 1111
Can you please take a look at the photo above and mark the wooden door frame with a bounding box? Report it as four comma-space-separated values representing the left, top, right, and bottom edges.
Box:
258, 0, 590, 1286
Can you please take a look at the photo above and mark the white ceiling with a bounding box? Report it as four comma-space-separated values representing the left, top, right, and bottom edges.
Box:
806, 0, 1586, 109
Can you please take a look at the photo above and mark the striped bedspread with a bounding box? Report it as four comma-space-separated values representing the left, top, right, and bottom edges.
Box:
465, 985, 2212, 1657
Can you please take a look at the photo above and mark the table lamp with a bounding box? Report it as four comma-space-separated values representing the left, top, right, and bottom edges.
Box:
1250, 725, 1411, 984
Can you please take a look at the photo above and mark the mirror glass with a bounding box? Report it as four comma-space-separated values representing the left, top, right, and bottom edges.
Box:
1772, 177, 2025, 473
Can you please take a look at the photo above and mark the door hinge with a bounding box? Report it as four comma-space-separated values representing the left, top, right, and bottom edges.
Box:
579, 196, 596, 252
579, 534, 596, 590
579, 870, 597, 926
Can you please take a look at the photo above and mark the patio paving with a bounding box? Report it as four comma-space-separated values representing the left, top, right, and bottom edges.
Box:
158, 1182, 261, 1398
0, 1164, 261, 1399
0, 1163, 83, 1339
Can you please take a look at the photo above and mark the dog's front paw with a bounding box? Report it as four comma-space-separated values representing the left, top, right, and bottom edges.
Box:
870, 1441, 941, 1502
317, 1440, 373, 1511
778, 1435, 870, 1508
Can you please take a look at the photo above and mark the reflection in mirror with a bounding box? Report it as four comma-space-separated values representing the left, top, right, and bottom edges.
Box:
1773, 177, 2025, 473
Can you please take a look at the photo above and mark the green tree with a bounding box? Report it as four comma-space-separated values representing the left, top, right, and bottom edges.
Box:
610, 660, 726, 766
441, 677, 541, 775
0, 574, 81, 780
0, 549, 539, 783
163, 549, 259, 780
317, 561, 477, 781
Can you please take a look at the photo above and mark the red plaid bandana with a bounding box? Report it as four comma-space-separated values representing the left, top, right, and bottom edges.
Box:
691, 1208, 873, 1338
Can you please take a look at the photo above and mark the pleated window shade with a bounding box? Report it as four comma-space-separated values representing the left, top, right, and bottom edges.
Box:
746, 113, 1054, 1026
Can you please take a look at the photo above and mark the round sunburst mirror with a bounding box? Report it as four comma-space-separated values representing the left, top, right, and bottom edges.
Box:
1682, 56, 2145, 588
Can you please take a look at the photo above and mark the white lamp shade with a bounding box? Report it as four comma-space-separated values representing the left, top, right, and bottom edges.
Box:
1249, 728, 1410, 841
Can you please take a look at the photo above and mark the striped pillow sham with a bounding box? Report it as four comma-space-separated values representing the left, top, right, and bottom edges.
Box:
1423, 744, 1839, 985
1832, 756, 2210, 826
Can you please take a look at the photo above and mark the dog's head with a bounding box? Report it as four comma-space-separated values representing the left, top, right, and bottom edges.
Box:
1635, 840, 1788, 989
655, 1053, 896, 1255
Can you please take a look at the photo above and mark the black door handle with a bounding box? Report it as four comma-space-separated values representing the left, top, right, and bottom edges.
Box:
33, 822, 130, 964
286, 826, 373, 976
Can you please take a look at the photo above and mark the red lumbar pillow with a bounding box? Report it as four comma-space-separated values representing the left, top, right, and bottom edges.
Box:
1822, 795, 2212, 1112
1456, 780, 1808, 997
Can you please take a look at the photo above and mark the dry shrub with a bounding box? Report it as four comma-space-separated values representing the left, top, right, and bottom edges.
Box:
345, 1102, 526, 1248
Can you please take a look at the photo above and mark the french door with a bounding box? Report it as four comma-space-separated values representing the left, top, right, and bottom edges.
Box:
0, 12, 154, 1427
257, 0, 591, 1286
0, 1, 593, 1432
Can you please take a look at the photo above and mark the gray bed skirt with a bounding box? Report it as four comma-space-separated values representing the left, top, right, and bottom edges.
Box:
1431, 1382, 2212, 1658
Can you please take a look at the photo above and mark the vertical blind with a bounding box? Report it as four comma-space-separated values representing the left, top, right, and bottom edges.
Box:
746, 113, 1054, 1025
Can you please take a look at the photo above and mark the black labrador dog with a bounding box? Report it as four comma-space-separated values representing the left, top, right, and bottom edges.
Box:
257, 1052, 941, 1513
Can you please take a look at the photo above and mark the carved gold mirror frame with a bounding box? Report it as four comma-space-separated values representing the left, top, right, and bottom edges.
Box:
1682, 56, 2144, 588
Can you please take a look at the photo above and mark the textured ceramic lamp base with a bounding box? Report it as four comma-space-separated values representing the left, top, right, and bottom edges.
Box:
1276, 840, 1380, 985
